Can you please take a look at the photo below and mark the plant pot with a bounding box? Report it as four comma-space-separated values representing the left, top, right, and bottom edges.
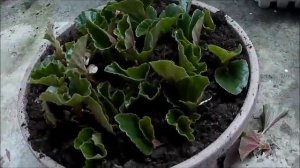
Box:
18, 1, 259, 168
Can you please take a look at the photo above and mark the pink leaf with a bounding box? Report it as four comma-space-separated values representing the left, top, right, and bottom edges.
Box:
238, 130, 260, 161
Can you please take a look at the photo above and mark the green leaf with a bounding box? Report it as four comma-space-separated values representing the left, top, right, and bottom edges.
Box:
115, 113, 153, 155
179, 0, 192, 12
75, 9, 108, 33
68, 35, 89, 74
114, 15, 151, 63
190, 9, 204, 44
106, 0, 147, 22
74, 128, 107, 160
215, 59, 249, 95
104, 62, 150, 81
39, 70, 91, 106
114, 15, 135, 50
74, 127, 94, 149
176, 75, 209, 103
30, 58, 65, 86
165, 109, 195, 141
203, 9, 216, 33
176, 75, 209, 111
150, 60, 188, 82
145, 6, 157, 19
177, 115, 195, 141
38, 70, 113, 133
139, 116, 155, 142
178, 41, 196, 72
135, 19, 156, 37
138, 82, 161, 100
174, 29, 206, 74
177, 9, 204, 44
64, 41, 75, 61
97, 82, 125, 114
159, 3, 185, 18
166, 109, 184, 125
177, 13, 191, 38
143, 17, 178, 51
84, 96, 114, 133
41, 101, 57, 127
208, 44, 243, 64
44, 23, 64, 60
86, 20, 116, 50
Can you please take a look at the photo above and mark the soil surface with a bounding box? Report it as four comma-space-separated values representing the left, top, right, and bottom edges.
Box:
24, 2, 248, 168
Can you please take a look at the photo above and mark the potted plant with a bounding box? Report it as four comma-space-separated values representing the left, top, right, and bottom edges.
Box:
18, 0, 259, 167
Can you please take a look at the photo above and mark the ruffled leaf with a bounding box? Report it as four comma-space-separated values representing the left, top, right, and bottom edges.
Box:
75, 9, 108, 33
104, 62, 149, 81
39, 70, 91, 106
176, 75, 209, 103
190, 9, 204, 44
97, 82, 125, 114
208, 44, 242, 64
115, 113, 154, 155
68, 35, 89, 74
84, 96, 114, 133
38, 70, 113, 133
177, 9, 204, 44
176, 75, 209, 111
143, 17, 178, 51
44, 23, 64, 60
74, 128, 107, 160
30, 57, 65, 86
86, 20, 116, 50
150, 60, 188, 82
174, 29, 206, 74
159, 3, 184, 18
41, 101, 57, 127
106, 0, 147, 22
166, 109, 195, 141
203, 9, 216, 33
138, 82, 161, 100
115, 15, 151, 62
145, 6, 157, 19
139, 116, 155, 142
177, 116, 194, 141
166, 109, 183, 125
136, 19, 156, 37
74, 127, 94, 150
215, 60, 249, 95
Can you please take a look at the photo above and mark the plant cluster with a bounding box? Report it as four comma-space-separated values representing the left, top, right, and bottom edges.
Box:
29, 0, 249, 166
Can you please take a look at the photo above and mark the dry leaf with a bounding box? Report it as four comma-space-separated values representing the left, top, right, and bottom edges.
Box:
261, 104, 289, 134
238, 130, 260, 161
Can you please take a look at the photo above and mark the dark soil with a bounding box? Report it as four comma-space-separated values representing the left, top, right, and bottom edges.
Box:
24, 3, 248, 168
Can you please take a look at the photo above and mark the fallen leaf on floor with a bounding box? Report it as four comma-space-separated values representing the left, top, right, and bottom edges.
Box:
238, 104, 289, 161
261, 104, 289, 134
5, 149, 10, 161
238, 130, 260, 161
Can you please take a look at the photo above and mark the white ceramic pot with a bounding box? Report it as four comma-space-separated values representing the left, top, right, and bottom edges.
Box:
18, 1, 259, 168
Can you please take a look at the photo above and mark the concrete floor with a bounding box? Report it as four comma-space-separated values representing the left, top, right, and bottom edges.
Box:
1, 0, 299, 167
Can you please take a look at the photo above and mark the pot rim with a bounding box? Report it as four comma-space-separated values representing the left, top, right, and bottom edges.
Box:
17, 1, 259, 168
